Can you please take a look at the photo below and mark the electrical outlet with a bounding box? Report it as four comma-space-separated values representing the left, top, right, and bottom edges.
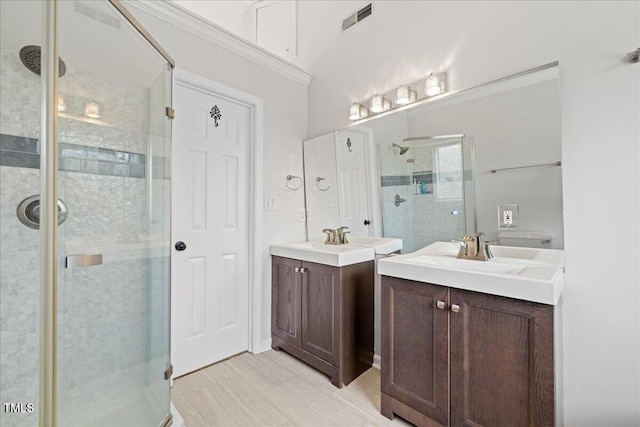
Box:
498, 204, 519, 229
264, 196, 276, 211
299, 208, 307, 222
503, 210, 513, 225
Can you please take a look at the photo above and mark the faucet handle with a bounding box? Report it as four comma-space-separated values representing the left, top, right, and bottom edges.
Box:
322, 228, 337, 244
483, 242, 494, 260
340, 231, 350, 244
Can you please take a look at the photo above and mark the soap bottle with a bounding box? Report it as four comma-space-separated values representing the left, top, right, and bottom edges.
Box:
413, 178, 419, 195
420, 181, 427, 194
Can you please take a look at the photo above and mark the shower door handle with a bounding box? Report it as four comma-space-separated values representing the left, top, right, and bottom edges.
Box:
65, 254, 103, 269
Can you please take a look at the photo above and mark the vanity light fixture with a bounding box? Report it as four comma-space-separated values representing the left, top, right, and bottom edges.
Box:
425, 72, 446, 97
84, 102, 101, 119
370, 95, 383, 113
349, 103, 369, 120
370, 95, 391, 113
395, 86, 417, 105
57, 97, 66, 112
349, 70, 448, 121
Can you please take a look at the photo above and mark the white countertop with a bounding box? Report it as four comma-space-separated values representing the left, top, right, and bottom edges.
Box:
269, 237, 403, 267
377, 241, 564, 305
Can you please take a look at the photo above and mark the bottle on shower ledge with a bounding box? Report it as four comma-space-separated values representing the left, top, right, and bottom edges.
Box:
420, 181, 427, 194
413, 178, 419, 195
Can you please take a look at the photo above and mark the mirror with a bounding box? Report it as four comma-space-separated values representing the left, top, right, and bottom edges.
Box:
303, 129, 375, 240
303, 63, 564, 250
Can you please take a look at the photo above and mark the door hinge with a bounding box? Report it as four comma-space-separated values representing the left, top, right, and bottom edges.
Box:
166, 107, 175, 119
164, 364, 173, 380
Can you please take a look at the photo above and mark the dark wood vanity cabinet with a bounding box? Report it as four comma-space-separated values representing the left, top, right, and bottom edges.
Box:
381, 276, 554, 427
271, 256, 374, 388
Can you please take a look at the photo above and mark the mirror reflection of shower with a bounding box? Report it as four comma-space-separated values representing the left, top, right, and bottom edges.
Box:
392, 143, 409, 155
378, 135, 475, 252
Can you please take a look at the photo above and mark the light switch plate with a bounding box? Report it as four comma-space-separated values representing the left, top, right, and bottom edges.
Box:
498, 204, 519, 229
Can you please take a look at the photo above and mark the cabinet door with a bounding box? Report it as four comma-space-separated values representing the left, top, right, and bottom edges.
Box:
381, 277, 449, 425
449, 289, 554, 427
301, 262, 340, 366
271, 256, 301, 346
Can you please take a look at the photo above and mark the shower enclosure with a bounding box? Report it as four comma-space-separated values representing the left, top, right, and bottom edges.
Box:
1, 1, 173, 426
378, 136, 475, 253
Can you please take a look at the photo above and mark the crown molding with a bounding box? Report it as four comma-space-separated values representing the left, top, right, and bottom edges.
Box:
122, 0, 312, 87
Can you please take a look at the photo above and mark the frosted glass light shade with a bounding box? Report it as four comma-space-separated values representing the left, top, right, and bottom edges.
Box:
425, 72, 446, 97
396, 86, 418, 105
84, 102, 101, 119
371, 95, 384, 113
396, 86, 410, 104
349, 103, 362, 120
349, 103, 368, 120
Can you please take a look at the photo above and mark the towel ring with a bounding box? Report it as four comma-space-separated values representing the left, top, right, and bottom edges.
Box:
286, 175, 302, 191
314, 177, 330, 192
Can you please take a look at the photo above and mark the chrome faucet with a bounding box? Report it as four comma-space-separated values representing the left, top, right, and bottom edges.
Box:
336, 226, 350, 244
456, 232, 493, 261
323, 226, 350, 245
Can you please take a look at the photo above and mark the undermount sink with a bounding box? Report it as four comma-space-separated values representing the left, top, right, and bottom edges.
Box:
378, 241, 565, 305
270, 236, 402, 267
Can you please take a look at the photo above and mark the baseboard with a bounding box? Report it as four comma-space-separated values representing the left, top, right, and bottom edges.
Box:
260, 338, 273, 353
373, 354, 381, 370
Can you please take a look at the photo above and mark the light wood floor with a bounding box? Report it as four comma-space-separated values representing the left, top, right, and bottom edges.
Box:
171, 350, 412, 427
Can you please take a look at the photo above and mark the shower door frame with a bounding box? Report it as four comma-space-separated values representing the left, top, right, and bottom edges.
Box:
38, 1, 175, 426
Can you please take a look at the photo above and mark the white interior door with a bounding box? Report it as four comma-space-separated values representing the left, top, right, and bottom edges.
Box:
335, 130, 372, 236
172, 81, 250, 378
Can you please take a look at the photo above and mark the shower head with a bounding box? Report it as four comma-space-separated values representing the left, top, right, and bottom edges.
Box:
19, 45, 66, 77
392, 143, 410, 155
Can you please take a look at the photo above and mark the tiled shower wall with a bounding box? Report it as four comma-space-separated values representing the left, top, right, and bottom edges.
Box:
378, 139, 472, 253
0, 49, 168, 426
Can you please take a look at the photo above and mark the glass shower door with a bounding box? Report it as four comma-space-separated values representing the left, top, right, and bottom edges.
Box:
0, 2, 43, 426
378, 136, 475, 253
55, 1, 171, 425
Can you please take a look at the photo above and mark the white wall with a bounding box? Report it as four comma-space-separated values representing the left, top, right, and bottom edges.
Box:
127, 5, 309, 347
299, 1, 640, 425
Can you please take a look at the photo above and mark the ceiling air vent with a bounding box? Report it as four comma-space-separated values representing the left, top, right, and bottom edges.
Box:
342, 3, 373, 31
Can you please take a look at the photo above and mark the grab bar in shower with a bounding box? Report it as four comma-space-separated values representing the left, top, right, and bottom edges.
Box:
65, 254, 103, 269
490, 161, 561, 174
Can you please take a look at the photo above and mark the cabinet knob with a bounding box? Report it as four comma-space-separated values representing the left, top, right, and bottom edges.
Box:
436, 300, 447, 310
451, 304, 460, 313
294, 267, 300, 273
300, 267, 307, 273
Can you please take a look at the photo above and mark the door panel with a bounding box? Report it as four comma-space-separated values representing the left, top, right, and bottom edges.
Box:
271, 256, 301, 346
172, 82, 250, 377
335, 130, 371, 236
449, 289, 554, 427
301, 262, 340, 365
381, 277, 449, 426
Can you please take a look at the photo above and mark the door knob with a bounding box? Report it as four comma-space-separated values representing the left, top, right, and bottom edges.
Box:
174, 241, 187, 251
364, 219, 371, 225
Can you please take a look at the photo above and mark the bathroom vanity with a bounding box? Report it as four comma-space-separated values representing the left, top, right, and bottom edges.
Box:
270, 237, 401, 388
378, 241, 564, 426
271, 256, 374, 388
